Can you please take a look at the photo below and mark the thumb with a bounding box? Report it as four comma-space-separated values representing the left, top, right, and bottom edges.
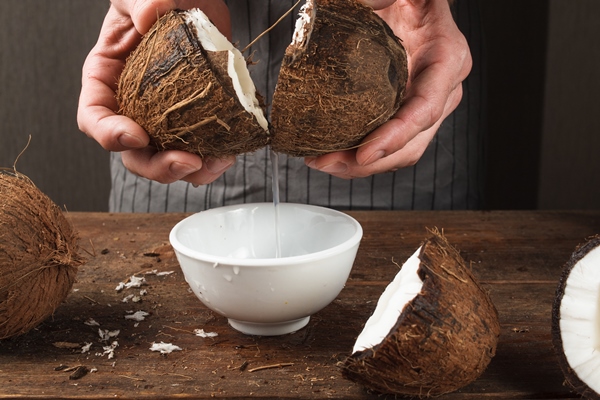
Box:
129, 0, 177, 34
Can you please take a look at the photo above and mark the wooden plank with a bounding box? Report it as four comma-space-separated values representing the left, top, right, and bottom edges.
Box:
0, 211, 598, 399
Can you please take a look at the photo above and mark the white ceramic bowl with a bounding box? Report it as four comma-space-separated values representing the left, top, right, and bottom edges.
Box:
169, 203, 362, 336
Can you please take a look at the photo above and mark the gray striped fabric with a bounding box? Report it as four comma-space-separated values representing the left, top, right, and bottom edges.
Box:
109, 0, 485, 212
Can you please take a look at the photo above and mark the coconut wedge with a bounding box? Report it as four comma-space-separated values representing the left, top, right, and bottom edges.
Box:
117, 10, 269, 158
270, 0, 408, 156
552, 235, 600, 400
342, 230, 500, 396
0, 170, 83, 339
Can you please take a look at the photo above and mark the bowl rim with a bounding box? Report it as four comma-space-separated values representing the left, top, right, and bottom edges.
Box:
169, 202, 363, 267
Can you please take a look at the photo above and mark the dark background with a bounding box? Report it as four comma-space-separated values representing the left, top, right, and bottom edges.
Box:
0, 1, 598, 211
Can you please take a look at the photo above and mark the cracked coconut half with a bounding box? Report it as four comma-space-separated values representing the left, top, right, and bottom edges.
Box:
270, 0, 408, 156
552, 235, 600, 400
342, 230, 500, 397
117, 9, 269, 158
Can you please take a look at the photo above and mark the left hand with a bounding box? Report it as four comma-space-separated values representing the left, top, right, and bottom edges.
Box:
305, 0, 472, 179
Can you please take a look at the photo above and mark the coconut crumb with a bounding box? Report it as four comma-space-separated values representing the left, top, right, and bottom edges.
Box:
81, 342, 93, 353
97, 341, 118, 359
125, 310, 150, 322
194, 329, 218, 338
116, 275, 146, 291
98, 328, 120, 341
150, 342, 182, 354
84, 318, 100, 326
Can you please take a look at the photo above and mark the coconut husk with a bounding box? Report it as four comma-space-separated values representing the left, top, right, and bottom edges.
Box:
342, 229, 500, 396
270, 0, 408, 156
0, 170, 83, 339
116, 10, 269, 158
552, 235, 600, 400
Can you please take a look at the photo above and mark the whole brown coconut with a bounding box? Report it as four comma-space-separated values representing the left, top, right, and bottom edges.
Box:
117, 9, 269, 158
0, 170, 82, 339
342, 229, 500, 397
270, 0, 408, 156
552, 235, 600, 400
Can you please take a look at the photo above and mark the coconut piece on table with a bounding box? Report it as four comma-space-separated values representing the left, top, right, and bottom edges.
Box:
552, 235, 600, 400
117, 9, 269, 158
342, 229, 500, 397
270, 0, 408, 156
0, 170, 83, 339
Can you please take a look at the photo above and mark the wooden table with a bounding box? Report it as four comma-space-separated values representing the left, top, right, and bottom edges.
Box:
1, 210, 599, 399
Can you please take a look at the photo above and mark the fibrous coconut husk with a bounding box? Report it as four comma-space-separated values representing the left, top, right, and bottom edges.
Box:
342, 229, 500, 397
117, 10, 269, 158
270, 0, 408, 156
552, 235, 600, 400
0, 170, 82, 339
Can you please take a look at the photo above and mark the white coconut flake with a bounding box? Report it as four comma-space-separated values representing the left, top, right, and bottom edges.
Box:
84, 318, 100, 326
156, 271, 175, 277
125, 311, 150, 322
186, 9, 269, 131
116, 275, 146, 292
98, 328, 120, 341
150, 342, 182, 354
81, 342, 93, 353
122, 294, 134, 303
97, 341, 119, 359
353, 247, 424, 354
194, 329, 218, 338
292, 0, 314, 46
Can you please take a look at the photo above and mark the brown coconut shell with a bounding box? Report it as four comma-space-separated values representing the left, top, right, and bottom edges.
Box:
270, 0, 408, 156
0, 170, 82, 339
342, 229, 500, 396
552, 235, 600, 400
117, 10, 269, 158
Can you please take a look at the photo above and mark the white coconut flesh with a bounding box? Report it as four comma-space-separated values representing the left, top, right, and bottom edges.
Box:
186, 10, 269, 131
559, 245, 600, 394
353, 247, 424, 353
291, 0, 314, 46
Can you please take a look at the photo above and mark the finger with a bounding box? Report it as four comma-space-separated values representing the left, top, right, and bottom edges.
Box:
77, 52, 149, 151
182, 156, 236, 186
305, 88, 455, 180
306, 124, 439, 180
128, 0, 231, 38
356, 78, 463, 166
359, 0, 396, 10
121, 148, 204, 184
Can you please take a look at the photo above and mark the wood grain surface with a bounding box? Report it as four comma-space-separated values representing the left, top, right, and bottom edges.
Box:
0, 210, 598, 399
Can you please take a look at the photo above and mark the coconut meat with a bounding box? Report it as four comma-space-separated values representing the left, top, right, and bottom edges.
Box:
186, 9, 269, 131
291, 0, 314, 46
352, 247, 424, 354
559, 245, 600, 393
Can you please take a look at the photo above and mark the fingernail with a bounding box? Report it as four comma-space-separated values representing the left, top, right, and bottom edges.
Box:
204, 158, 234, 174
118, 132, 145, 148
170, 161, 199, 177
363, 150, 385, 165
305, 158, 317, 169
320, 162, 348, 174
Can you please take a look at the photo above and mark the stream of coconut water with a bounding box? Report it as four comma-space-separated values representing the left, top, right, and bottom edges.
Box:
270, 149, 282, 258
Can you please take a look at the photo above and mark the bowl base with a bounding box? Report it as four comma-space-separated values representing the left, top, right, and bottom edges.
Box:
228, 316, 310, 336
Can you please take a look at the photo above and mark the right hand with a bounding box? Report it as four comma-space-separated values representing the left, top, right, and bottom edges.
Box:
77, 0, 235, 185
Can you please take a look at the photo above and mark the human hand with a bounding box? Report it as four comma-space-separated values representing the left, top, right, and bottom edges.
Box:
77, 0, 235, 185
305, 0, 472, 179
